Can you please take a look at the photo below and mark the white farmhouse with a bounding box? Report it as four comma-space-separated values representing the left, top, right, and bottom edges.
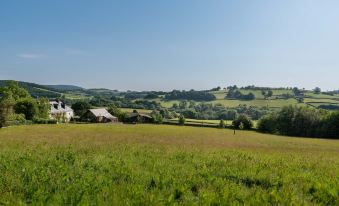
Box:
49, 100, 74, 122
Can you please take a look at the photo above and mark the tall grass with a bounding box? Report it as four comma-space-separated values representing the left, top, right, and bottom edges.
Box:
0, 124, 338, 205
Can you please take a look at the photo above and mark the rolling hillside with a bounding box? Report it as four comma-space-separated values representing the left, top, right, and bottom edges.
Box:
1, 80, 339, 111
156, 89, 339, 110
0, 80, 89, 100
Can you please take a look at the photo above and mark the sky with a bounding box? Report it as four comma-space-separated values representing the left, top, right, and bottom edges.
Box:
0, 0, 339, 91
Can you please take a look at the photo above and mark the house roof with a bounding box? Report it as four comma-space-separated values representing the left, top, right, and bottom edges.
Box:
49, 101, 73, 114
89, 108, 117, 119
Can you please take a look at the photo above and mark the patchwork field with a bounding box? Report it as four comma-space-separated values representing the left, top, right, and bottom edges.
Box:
156, 89, 339, 110
0, 124, 338, 205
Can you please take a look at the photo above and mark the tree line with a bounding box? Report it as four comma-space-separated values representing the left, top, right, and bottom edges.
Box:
171, 101, 270, 120
0, 81, 50, 127
165, 90, 216, 101
258, 105, 339, 139
226, 89, 255, 100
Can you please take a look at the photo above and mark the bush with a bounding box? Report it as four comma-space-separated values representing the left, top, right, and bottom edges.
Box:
182, 109, 197, 119
257, 105, 339, 138
274, 106, 322, 137
178, 115, 185, 125
319, 111, 339, 138
165, 90, 216, 101
257, 114, 278, 133
72, 101, 91, 117
151, 110, 163, 124
33, 118, 58, 124
13, 98, 38, 120
232, 115, 253, 129
226, 89, 255, 100
219, 120, 226, 128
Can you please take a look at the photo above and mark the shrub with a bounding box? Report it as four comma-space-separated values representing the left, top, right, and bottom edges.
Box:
232, 115, 253, 129
72, 101, 91, 117
257, 105, 339, 138
319, 111, 339, 138
151, 110, 163, 124
33, 118, 58, 124
219, 120, 226, 128
274, 106, 322, 137
178, 115, 185, 125
257, 114, 278, 133
165, 90, 216, 101
13, 98, 38, 120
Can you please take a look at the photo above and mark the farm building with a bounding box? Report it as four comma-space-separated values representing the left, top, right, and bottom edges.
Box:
83, 108, 118, 123
49, 100, 74, 122
128, 112, 153, 123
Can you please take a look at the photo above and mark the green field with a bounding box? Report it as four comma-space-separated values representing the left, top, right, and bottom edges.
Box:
167, 118, 259, 128
155, 89, 339, 110
0, 124, 338, 205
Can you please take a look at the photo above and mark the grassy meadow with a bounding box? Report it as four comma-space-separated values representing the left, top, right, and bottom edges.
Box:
0, 124, 338, 205
155, 89, 339, 110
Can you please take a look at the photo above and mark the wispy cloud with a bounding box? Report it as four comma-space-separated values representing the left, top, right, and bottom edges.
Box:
18, 53, 44, 59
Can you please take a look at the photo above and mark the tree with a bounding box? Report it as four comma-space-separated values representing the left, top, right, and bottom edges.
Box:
165, 90, 216, 101
261, 90, 273, 99
179, 101, 188, 109
226, 89, 255, 100
257, 114, 278, 133
178, 115, 185, 125
37, 98, 50, 119
0, 81, 30, 101
292, 87, 302, 96
0, 91, 15, 125
219, 119, 226, 128
239, 122, 244, 130
13, 98, 38, 120
172, 103, 179, 109
0, 106, 6, 128
313, 87, 321, 94
144, 93, 158, 99
107, 104, 120, 115
72, 101, 92, 117
0, 81, 33, 123
232, 115, 253, 129
151, 110, 163, 124
210, 86, 221, 91
319, 111, 339, 138
107, 104, 129, 122
188, 101, 196, 108
182, 109, 197, 119
267, 90, 273, 98
117, 112, 129, 122
218, 110, 237, 120
257, 105, 324, 137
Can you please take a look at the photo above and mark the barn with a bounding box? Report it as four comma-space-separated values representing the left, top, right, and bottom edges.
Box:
83, 108, 118, 123
128, 112, 153, 123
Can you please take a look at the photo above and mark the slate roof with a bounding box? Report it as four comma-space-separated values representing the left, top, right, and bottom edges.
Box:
50, 100, 73, 114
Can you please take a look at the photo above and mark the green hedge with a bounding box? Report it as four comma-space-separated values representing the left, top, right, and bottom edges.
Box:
33, 118, 58, 124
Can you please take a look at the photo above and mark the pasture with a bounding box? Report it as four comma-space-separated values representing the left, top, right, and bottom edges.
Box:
0, 124, 338, 205
156, 89, 339, 110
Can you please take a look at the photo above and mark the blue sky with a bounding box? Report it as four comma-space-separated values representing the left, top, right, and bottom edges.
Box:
0, 0, 338, 91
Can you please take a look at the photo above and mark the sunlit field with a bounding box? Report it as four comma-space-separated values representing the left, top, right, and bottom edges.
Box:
0, 124, 338, 205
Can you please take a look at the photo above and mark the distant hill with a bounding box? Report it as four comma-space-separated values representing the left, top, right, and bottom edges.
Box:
1, 80, 339, 111
0, 80, 62, 98
44, 85, 84, 91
